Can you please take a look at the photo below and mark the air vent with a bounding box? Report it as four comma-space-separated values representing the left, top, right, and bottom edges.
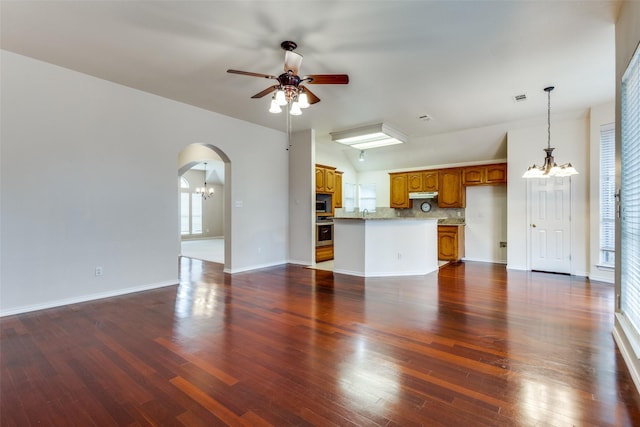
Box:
513, 94, 527, 102
418, 114, 432, 122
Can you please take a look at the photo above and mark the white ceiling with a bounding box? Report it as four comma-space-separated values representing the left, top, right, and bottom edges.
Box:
0, 1, 619, 171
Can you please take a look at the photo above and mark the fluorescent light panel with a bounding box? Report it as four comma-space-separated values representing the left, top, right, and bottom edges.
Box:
330, 123, 406, 150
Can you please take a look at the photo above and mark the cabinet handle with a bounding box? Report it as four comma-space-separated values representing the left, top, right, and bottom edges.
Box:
531, 224, 537, 228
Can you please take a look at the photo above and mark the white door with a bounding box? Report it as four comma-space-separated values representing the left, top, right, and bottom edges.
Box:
528, 177, 572, 274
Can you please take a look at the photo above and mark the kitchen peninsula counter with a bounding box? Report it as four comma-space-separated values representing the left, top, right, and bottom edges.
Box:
332, 217, 438, 277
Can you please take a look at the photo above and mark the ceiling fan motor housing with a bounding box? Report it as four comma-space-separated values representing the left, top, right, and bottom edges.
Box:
278, 73, 302, 87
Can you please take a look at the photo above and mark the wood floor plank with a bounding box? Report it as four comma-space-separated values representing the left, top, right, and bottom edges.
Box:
1, 260, 639, 426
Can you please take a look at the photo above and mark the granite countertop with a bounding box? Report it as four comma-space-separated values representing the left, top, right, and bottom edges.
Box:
333, 216, 438, 221
437, 218, 466, 225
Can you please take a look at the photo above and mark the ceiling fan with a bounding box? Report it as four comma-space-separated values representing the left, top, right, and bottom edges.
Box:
227, 41, 349, 115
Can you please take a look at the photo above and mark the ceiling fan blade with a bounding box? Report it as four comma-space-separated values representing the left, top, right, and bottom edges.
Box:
251, 85, 279, 99
227, 69, 277, 79
284, 50, 303, 75
305, 74, 349, 84
300, 85, 321, 104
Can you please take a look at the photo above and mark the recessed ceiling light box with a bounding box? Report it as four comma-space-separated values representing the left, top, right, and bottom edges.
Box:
330, 123, 407, 150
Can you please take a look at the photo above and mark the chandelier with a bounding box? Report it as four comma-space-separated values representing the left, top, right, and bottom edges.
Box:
195, 162, 214, 199
522, 86, 578, 178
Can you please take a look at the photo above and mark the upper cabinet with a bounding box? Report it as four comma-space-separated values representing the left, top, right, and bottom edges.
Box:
389, 163, 505, 209
438, 168, 465, 208
462, 163, 507, 186
316, 164, 336, 193
334, 171, 343, 208
407, 170, 439, 192
422, 171, 439, 191
389, 173, 410, 208
407, 172, 422, 192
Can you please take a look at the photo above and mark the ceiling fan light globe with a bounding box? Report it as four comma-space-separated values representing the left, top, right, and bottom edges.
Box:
289, 102, 302, 116
298, 92, 310, 108
269, 99, 282, 113
275, 90, 287, 106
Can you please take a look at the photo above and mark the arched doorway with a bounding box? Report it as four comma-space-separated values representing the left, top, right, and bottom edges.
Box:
178, 143, 231, 271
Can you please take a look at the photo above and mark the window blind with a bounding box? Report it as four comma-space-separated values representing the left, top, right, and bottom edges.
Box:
600, 123, 616, 266
343, 182, 356, 213
621, 45, 640, 333
358, 183, 377, 213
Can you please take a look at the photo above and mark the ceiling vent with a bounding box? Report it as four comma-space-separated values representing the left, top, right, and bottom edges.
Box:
513, 94, 527, 103
418, 114, 433, 122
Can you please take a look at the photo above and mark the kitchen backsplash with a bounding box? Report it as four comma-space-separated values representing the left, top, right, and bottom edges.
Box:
335, 201, 464, 221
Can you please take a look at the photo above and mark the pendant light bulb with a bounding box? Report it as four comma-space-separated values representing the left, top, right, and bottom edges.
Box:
275, 89, 287, 106
290, 102, 302, 116
298, 91, 310, 108
269, 98, 281, 113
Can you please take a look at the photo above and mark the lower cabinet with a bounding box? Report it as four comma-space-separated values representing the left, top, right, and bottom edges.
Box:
438, 225, 465, 262
316, 245, 334, 262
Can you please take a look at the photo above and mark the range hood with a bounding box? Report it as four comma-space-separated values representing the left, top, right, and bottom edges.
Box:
409, 191, 438, 199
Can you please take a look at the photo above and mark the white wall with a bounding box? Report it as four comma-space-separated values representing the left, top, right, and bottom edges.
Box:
465, 185, 507, 263
589, 102, 615, 283
0, 50, 289, 315
506, 113, 590, 275
288, 129, 315, 265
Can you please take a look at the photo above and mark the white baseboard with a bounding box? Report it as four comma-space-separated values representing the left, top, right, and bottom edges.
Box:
613, 317, 640, 395
462, 257, 507, 264
588, 274, 614, 284
0, 280, 177, 317
226, 260, 287, 274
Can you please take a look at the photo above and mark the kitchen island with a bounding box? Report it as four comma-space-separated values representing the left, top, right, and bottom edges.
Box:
332, 217, 438, 277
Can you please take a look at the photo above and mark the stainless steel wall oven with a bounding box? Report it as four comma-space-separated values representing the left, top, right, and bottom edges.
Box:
316, 222, 334, 247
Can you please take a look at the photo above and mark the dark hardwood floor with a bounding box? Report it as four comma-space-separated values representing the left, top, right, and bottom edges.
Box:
1, 259, 639, 426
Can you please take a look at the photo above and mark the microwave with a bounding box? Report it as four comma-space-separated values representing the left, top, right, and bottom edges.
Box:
316, 200, 328, 212
316, 194, 332, 213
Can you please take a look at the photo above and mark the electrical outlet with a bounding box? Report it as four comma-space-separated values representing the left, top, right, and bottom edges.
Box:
95, 267, 103, 276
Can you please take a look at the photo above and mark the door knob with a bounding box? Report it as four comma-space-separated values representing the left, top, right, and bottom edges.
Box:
531, 224, 537, 228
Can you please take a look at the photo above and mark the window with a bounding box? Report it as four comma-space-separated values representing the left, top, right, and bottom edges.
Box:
179, 176, 202, 235
358, 183, 376, 213
191, 194, 203, 234
599, 123, 615, 266
343, 182, 356, 213
620, 44, 640, 336
180, 193, 190, 235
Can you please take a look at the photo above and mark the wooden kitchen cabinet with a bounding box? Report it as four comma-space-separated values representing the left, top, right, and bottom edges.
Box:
408, 170, 438, 192
485, 163, 507, 184
463, 163, 507, 186
422, 170, 439, 191
438, 168, 465, 208
334, 171, 343, 208
316, 245, 334, 262
408, 172, 423, 192
315, 164, 336, 193
438, 225, 465, 262
389, 172, 410, 208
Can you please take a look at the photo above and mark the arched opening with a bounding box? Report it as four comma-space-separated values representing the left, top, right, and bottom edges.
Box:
178, 143, 231, 271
